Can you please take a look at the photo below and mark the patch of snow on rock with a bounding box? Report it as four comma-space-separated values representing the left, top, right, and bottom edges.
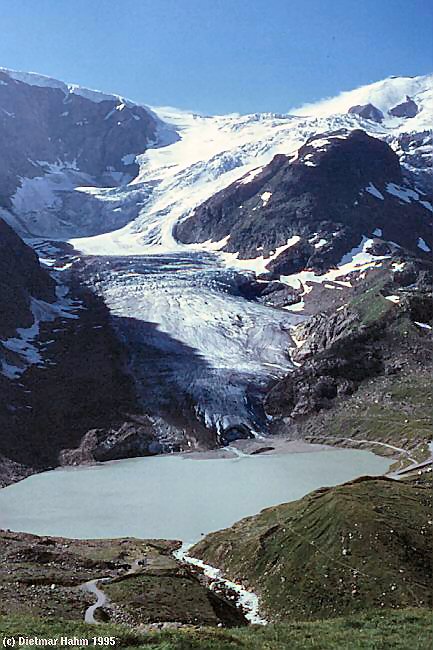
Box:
414, 321, 432, 330
417, 237, 431, 252
386, 182, 419, 203
281, 237, 389, 295
307, 138, 332, 149
366, 183, 384, 200
220, 236, 301, 274
419, 200, 433, 212
260, 191, 272, 206
121, 153, 136, 166
238, 167, 263, 185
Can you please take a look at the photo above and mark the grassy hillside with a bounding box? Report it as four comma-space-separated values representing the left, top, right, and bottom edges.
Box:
0, 609, 432, 649
192, 476, 432, 622
315, 283, 432, 464
303, 369, 432, 466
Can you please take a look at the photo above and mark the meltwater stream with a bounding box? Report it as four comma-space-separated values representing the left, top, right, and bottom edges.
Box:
0, 449, 390, 542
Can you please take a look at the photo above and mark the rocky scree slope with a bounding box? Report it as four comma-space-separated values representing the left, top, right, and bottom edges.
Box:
192, 475, 432, 622
175, 130, 432, 277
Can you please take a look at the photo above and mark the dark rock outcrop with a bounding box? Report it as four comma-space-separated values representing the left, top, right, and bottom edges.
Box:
238, 276, 302, 307
348, 103, 384, 122
265, 261, 433, 423
389, 96, 419, 118
266, 329, 383, 419
289, 305, 359, 363
175, 130, 432, 275
0, 218, 55, 337
0, 274, 141, 486
59, 417, 166, 465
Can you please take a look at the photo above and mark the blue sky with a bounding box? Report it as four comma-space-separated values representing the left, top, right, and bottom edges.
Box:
2, 0, 432, 114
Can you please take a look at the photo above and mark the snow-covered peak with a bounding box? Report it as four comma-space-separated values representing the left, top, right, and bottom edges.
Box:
291, 74, 433, 130
1, 67, 432, 255
0, 67, 135, 105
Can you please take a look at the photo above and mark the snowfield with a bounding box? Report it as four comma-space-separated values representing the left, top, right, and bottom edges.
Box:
65, 73, 432, 258
1, 70, 429, 262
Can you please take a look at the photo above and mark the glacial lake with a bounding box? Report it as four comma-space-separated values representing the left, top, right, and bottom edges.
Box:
0, 449, 390, 543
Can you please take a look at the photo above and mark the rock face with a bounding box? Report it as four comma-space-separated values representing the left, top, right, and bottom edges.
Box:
0, 218, 55, 337
59, 417, 166, 465
237, 275, 302, 307
266, 328, 382, 420
348, 103, 384, 122
0, 68, 158, 201
389, 96, 419, 118
0, 68, 160, 237
175, 130, 432, 273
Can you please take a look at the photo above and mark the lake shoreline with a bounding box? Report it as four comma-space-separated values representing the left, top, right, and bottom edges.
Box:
178, 437, 332, 460
0, 433, 403, 492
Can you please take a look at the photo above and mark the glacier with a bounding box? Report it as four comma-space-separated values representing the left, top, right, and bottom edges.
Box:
2, 69, 432, 444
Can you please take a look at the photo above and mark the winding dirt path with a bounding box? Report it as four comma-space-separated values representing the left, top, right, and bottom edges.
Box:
81, 578, 110, 624
305, 435, 418, 465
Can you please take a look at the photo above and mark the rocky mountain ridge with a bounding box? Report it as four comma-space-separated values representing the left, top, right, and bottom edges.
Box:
0, 70, 431, 249
175, 129, 432, 273
0, 67, 171, 238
